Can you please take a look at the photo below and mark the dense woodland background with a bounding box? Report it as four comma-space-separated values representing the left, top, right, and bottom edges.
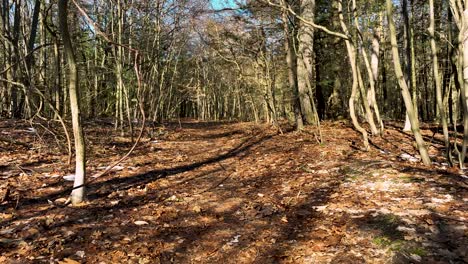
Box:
1, 0, 468, 202
0, 0, 461, 122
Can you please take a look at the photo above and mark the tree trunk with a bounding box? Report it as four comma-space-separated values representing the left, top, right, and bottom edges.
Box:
448, 1, 468, 166
297, 0, 316, 125
337, 0, 369, 149
11, 0, 21, 118
281, 1, 303, 130
26, 0, 40, 70
386, 0, 431, 165
366, 13, 384, 133
58, 0, 86, 204
429, 0, 452, 165
402, 0, 418, 132
352, 0, 380, 136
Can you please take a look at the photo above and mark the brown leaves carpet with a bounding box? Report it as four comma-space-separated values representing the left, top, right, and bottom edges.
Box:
0, 120, 466, 263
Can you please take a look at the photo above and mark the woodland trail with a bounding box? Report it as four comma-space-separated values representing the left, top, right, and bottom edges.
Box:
0, 120, 467, 263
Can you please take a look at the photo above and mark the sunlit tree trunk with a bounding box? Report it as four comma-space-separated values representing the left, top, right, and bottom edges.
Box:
351, 0, 379, 136
461, 5, 468, 165
386, 0, 431, 165
58, 0, 86, 204
429, 0, 452, 165
402, 0, 418, 132
360, 11, 384, 134
337, 0, 369, 149
448, 0, 468, 166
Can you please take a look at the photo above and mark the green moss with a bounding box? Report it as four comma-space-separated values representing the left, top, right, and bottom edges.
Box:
372, 235, 426, 258
372, 236, 393, 247
407, 246, 427, 256
389, 240, 404, 251
372, 236, 404, 249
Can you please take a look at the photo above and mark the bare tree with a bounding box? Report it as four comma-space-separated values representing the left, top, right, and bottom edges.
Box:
58, 0, 86, 204
386, 0, 431, 165
429, 0, 452, 165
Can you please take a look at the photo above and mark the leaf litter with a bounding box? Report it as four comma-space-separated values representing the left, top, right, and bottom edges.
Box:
0, 120, 466, 263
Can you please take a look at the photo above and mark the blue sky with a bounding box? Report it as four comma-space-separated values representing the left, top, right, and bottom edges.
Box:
210, 0, 238, 9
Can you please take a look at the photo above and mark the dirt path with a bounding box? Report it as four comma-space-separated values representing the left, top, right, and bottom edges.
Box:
0, 121, 467, 263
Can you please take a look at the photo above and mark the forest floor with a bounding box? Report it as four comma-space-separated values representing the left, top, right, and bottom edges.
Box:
0, 119, 467, 264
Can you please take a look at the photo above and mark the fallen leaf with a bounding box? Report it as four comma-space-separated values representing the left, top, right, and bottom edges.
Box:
58, 258, 81, 264
192, 205, 202, 213
63, 175, 75, 181
55, 197, 68, 204
75, 251, 85, 258
134, 220, 149, 226
313, 205, 328, 212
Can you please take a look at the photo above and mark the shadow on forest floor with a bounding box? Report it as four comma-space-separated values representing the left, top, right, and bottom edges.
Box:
0, 120, 466, 263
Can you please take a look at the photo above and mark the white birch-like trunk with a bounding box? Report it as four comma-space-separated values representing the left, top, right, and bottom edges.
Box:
58, 0, 86, 204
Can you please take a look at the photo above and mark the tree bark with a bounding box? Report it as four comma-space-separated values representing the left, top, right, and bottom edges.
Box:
281, 0, 303, 130
297, 0, 316, 125
26, 0, 40, 70
337, 0, 369, 149
386, 0, 431, 165
402, 0, 418, 132
448, 0, 468, 167
461, 8, 468, 165
58, 0, 86, 204
429, 0, 452, 165
352, 0, 380, 136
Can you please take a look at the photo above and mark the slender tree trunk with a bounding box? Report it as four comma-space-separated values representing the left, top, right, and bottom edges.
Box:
382, 42, 388, 113
54, 40, 62, 119
0, 0, 11, 116
58, 0, 86, 204
461, 7, 468, 165
386, 0, 431, 165
402, 0, 418, 132
352, 0, 380, 136
26, 0, 40, 70
429, 0, 452, 165
366, 13, 384, 133
409, 1, 418, 119
337, 0, 369, 149
448, 0, 468, 166
11, 0, 21, 118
